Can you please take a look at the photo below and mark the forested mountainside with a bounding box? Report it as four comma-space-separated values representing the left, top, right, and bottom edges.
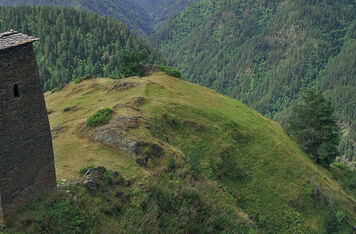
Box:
0, 0, 155, 36
2, 72, 356, 233
133, 0, 200, 30
0, 6, 163, 91
154, 0, 356, 162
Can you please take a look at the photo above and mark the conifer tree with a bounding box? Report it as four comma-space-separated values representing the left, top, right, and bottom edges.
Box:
287, 89, 340, 167
120, 49, 148, 77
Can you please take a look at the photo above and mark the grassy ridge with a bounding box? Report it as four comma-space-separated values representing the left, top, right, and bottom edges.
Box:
1, 72, 355, 232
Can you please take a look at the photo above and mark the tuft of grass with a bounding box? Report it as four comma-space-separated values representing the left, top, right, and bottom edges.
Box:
51, 87, 60, 93
74, 74, 93, 84
79, 163, 95, 175
86, 108, 113, 127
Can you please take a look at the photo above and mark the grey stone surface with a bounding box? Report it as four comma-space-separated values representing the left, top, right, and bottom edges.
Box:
78, 118, 164, 167
83, 166, 127, 192
109, 81, 137, 91
83, 180, 97, 192
90, 127, 139, 155
0, 39, 56, 222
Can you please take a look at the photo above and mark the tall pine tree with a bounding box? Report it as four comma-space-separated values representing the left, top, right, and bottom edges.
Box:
287, 89, 340, 167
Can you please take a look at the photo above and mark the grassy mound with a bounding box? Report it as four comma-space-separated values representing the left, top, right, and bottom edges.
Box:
2, 72, 354, 233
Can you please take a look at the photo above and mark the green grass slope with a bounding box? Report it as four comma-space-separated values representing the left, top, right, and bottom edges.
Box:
1, 72, 355, 233
153, 0, 356, 162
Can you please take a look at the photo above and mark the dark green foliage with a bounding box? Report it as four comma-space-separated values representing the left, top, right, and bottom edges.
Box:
287, 89, 340, 167
187, 151, 202, 178
86, 108, 113, 127
50, 87, 59, 93
157, 64, 182, 78
73, 74, 92, 84
167, 156, 176, 170
133, 0, 200, 30
322, 210, 348, 234
79, 163, 95, 174
154, 0, 356, 161
331, 162, 356, 195
103, 170, 114, 184
0, 0, 155, 36
120, 49, 148, 77
0, 6, 163, 91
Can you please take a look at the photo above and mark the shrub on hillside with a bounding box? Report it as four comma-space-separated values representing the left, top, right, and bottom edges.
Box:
74, 74, 93, 84
120, 49, 148, 77
86, 108, 113, 127
330, 162, 356, 193
50, 87, 59, 93
157, 64, 182, 78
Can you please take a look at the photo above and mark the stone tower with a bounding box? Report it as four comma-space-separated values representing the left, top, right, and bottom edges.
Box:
0, 31, 56, 223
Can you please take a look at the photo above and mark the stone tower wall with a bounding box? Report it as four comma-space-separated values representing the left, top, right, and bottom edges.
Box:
0, 43, 56, 222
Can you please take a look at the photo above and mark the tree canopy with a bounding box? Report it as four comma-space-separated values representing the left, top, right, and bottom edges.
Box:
0, 0, 155, 36
153, 0, 356, 162
287, 89, 340, 167
0, 6, 164, 91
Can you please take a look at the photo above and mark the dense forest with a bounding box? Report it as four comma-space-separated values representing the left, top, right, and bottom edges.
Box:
0, 6, 163, 91
0, 0, 155, 36
154, 0, 356, 163
134, 0, 200, 31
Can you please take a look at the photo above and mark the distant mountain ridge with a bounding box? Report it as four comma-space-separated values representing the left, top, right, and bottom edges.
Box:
154, 0, 356, 162
134, 0, 200, 30
0, 0, 155, 36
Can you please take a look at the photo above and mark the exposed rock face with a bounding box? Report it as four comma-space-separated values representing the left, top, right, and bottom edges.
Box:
51, 125, 68, 139
83, 166, 126, 192
89, 127, 138, 154
109, 81, 137, 92
135, 142, 164, 167
112, 116, 139, 130
78, 113, 164, 167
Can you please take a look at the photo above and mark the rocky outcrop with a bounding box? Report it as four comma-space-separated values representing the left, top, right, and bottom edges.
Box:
83, 166, 126, 192
51, 125, 68, 139
109, 81, 137, 92
78, 113, 164, 167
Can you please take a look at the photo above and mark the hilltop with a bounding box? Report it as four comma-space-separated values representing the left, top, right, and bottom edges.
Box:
1, 72, 355, 233
154, 0, 356, 163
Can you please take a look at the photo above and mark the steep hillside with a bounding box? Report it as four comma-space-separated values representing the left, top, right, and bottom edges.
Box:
0, 0, 155, 36
153, 0, 356, 162
0, 6, 163, 91
134, 0, 200, 30
2, 72, 355, 233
